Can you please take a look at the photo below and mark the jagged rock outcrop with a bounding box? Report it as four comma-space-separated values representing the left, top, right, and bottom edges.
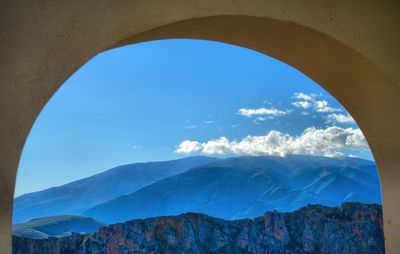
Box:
12, 202, 384, 254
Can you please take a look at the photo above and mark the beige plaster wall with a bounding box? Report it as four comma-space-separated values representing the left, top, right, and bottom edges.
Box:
1, 1, 399, 253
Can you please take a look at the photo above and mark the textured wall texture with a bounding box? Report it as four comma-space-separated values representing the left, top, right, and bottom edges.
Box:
1, 0, 399, 253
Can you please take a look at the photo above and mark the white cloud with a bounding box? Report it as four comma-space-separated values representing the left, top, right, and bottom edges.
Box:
292, 101, 313, 109
255, 116, 274, 122
238, 107, 291, 118
291, 92, 341, 114
175, 140, 202, 153
184, 120, 198, 129
185, 124, 197, 129
313, 100, 341, 113
292, 92, 316, 101
201, 137, 232, 155
326, 113, 355, 124
175, 126, 368, 157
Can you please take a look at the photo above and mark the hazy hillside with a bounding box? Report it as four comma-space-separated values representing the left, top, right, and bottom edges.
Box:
85, 155, 381, 223
12, 215, 105, 239
13, 156, 217, 223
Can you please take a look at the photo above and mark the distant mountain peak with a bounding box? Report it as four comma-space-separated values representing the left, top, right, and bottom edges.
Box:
14, 155, 380, 225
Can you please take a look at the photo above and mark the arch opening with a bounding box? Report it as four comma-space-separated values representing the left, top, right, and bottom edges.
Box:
12, 38, 384, 252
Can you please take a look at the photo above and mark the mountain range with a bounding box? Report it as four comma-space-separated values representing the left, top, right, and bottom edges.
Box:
14, 155, 381, 225
13, 156, 217, 223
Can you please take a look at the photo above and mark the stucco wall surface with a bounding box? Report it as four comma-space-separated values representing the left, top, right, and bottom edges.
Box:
1, 1, 399, 253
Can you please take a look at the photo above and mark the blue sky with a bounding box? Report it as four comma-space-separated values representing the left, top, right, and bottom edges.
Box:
15, 39, 373, 196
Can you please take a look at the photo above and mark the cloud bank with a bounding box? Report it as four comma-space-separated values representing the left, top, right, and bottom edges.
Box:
176, 126, 367, 157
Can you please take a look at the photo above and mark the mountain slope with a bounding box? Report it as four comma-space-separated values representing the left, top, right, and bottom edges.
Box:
13, 156, 218, 223
13, 203, 384, 254
85, 155, 381, 224
12, 215, 105, 239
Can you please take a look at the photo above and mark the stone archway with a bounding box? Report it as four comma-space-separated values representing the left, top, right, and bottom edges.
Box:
1, 1, 399, 253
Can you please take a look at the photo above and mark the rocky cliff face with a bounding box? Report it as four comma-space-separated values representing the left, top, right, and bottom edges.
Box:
12, 202, 384, 254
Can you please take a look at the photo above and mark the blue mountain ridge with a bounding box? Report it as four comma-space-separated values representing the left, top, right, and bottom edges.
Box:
14, 155, 381, 225
83, 155, 381, 224
13, 156, 218, 223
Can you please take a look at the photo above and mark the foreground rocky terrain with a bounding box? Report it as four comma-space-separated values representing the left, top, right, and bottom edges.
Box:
13, 202, 384, 254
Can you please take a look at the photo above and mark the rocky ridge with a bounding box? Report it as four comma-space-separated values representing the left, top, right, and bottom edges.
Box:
12, 202, 384, 254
